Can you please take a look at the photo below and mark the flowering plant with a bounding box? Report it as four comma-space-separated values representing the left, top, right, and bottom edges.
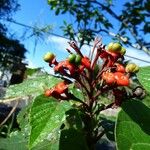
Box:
2, 37, 149, 150
34, 37, 147, 150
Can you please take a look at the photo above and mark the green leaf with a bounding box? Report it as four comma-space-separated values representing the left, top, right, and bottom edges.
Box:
17, 103, 32, 136
29, 95, 71, 148
143, 93, 150, 108
0, 131, 59, 150
68, 84, 84, 101
115, 100, 150, 150
32, 140, 59, 150
25, 68, 42, 76
137, 66, 150, 91
55, 8, 60, 15
5, 75, 62, 98
65, 109, 83, 130
0, 131, 28, 150
131, 143, 150, 150
59, 128, 89, 150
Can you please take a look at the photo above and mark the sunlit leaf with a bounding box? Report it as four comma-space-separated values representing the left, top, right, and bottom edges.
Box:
29, 95, 71, 148
137, 66, 150, 91
0, 131, 28, 150
115, 100, 150, 150
5, 75, 62, 98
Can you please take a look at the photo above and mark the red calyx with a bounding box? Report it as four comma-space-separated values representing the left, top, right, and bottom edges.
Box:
54, 60, 75, 75
55, 81, 68, 94
114, 72, 129, 86
99, 50, 121, 67
102, 72, 116, 85
44, 82, 68, 98
114, 63, 125, 73
81, 56, 91, 70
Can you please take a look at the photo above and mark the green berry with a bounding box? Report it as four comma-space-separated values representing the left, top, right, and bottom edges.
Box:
107, 42, 122, 53
107, 42, 114, 51
68, 54, 76, 63
125, 63, 139, 73
120, 47, 126, 55
75, 55, 82, 65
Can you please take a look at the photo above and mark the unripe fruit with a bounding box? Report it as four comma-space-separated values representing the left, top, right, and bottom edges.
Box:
107, 42, 114, 50
75, 54, 82, 65
133, 87, 146, 99
43, 52, 55, 62
120, 47, 126, 55
68, 54, 76, 63
125, 63, 139, 73
134, 87, 143, 97
107, 42, 122, 53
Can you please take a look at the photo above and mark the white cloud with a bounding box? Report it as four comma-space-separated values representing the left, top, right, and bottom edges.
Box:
26, 59, 37, 68
47, 36, 150, 66
47, 35, 92, 56
80, 44, 92, 56
125, 48, 150, 66
47, 35, 69, 52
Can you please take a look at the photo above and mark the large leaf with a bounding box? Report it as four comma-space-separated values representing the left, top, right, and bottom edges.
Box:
65, 109, 83, 130
29, 95, 71, 148
131, 143, 150, 150
17, 102, 32, 136
32, 139, 59, 150
0, 131, 28, 150
5, 75, 61, 98
59, 128, 89, 150
68, 84, 84, 101
0, 131, 59, 150
137, 66, 150, 91
115, 100, 150, 150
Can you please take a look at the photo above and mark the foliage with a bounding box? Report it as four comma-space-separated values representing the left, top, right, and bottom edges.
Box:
25, 68, 43, 77
137, 66, 150, 92
47, 0, 150, 53
0, 0, 19, 19
1, 39, 150, 150
0, 131, 27, 150
29, 95, 71, 148
0, 34, 27, 73
0, 0, 27, 77
115, 100, 150, 150
5, 75, 62, 98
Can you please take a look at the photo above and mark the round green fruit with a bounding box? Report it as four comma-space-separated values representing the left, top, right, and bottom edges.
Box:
107, 42, 122, 53
68, 54, 76, 63
120, 47, 126, 55
107, 42, 114, 51
125, 63, 139, 73
43, 52, 55, 62
112, 43, 122, 52
75, 55, 82, 65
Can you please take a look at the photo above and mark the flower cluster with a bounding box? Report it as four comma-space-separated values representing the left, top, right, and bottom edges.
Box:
43, 37, 144, 107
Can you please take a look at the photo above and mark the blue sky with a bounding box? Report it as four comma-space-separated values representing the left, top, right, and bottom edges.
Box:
4, 0, 150, 73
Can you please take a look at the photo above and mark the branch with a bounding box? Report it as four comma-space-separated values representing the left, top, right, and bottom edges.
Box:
0, 101, 18, 127
0, 97, 24, 103
91, 1, 150, 55
94, 130, 105, 143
